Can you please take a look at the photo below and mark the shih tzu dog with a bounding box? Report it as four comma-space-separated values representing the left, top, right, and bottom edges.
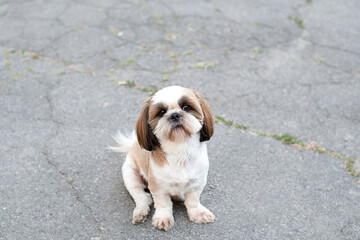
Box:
111, 86, 215, 231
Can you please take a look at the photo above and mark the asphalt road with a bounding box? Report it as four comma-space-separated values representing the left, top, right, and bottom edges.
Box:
1, 0, 359, 239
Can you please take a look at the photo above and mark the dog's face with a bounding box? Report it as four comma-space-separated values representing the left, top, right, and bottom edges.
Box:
136, 86, 213, 151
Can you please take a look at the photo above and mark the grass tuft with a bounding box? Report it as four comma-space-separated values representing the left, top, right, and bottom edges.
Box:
5, 61, 11, 68
235, 124, 249, 130
125, 80, 136, 87
120, 56, 139, 67
252, 47, 263, 54
193, 62, 217, 70
185, 50, 193, 56
31, 53, 40, 59
214, 116, 233, 126
110, 28, 119, 35
271, 133, 305, 146
171, 66, 181, 72
137, 85, 158, 95
312, 57, 325, 64
288, 16, 304, 29
1, 11, 8, 17
256, 131, 268, 137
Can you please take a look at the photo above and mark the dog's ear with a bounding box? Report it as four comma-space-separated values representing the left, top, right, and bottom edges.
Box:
194, 91, 214, 142
136, 99, 160, 151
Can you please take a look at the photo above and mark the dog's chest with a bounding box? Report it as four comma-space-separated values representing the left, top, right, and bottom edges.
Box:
163, 163, 205, 197
152, 149, 208, 197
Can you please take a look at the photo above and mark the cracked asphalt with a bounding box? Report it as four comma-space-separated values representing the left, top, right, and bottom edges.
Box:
1, 0, 360, 239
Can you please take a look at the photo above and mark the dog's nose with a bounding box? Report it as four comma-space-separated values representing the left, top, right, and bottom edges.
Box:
169, 112, 181, 121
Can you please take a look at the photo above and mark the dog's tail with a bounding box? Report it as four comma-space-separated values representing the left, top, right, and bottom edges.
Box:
108, 131, 136, 154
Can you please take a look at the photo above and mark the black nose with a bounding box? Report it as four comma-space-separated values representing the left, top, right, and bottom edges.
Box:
169, 112, 181, 121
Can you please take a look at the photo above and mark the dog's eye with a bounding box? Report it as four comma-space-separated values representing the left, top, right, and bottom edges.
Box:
182, 105, 191, 112
158, 109, 166, 116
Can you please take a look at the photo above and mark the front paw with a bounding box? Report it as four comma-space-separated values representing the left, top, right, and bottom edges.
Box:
152, 213, 174, 231
187, 205, 215, 224
132, 205, 150, 224
132, 193, 153, 224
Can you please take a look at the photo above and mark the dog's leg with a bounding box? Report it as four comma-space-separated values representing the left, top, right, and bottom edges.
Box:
122, 155, 153, 224
150, 190, 174, 231
184, 188, 215, 224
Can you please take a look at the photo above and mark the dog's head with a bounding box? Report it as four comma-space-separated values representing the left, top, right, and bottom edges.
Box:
136, 86, 213, 151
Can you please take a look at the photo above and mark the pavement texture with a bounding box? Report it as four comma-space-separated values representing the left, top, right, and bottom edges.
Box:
1, 0, 360, 239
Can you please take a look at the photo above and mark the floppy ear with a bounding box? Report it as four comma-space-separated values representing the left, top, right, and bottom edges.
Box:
136, 100, 160, 151
194, 91, 214, 142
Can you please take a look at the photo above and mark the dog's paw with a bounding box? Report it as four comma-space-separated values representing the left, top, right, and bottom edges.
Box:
187, 206, 215, 224
152, 215, 174, 231
132, 205, 150, 224
132, 192, 153, 224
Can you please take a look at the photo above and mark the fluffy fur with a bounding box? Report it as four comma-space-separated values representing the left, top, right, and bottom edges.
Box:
112, 86, 215, 231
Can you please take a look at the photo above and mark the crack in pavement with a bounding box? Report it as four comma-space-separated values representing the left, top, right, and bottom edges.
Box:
37, 70, 104, 238
42, 150, 104, 238
214, 115, 360, 185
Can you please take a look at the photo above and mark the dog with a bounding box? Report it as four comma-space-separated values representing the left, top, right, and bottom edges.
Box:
111, 85, 215, 231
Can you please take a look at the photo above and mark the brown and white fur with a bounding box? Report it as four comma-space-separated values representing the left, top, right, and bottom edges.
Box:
111, 86, 215, 231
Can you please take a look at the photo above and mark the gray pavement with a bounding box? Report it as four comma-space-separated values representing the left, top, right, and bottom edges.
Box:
1, 0, 360, 239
